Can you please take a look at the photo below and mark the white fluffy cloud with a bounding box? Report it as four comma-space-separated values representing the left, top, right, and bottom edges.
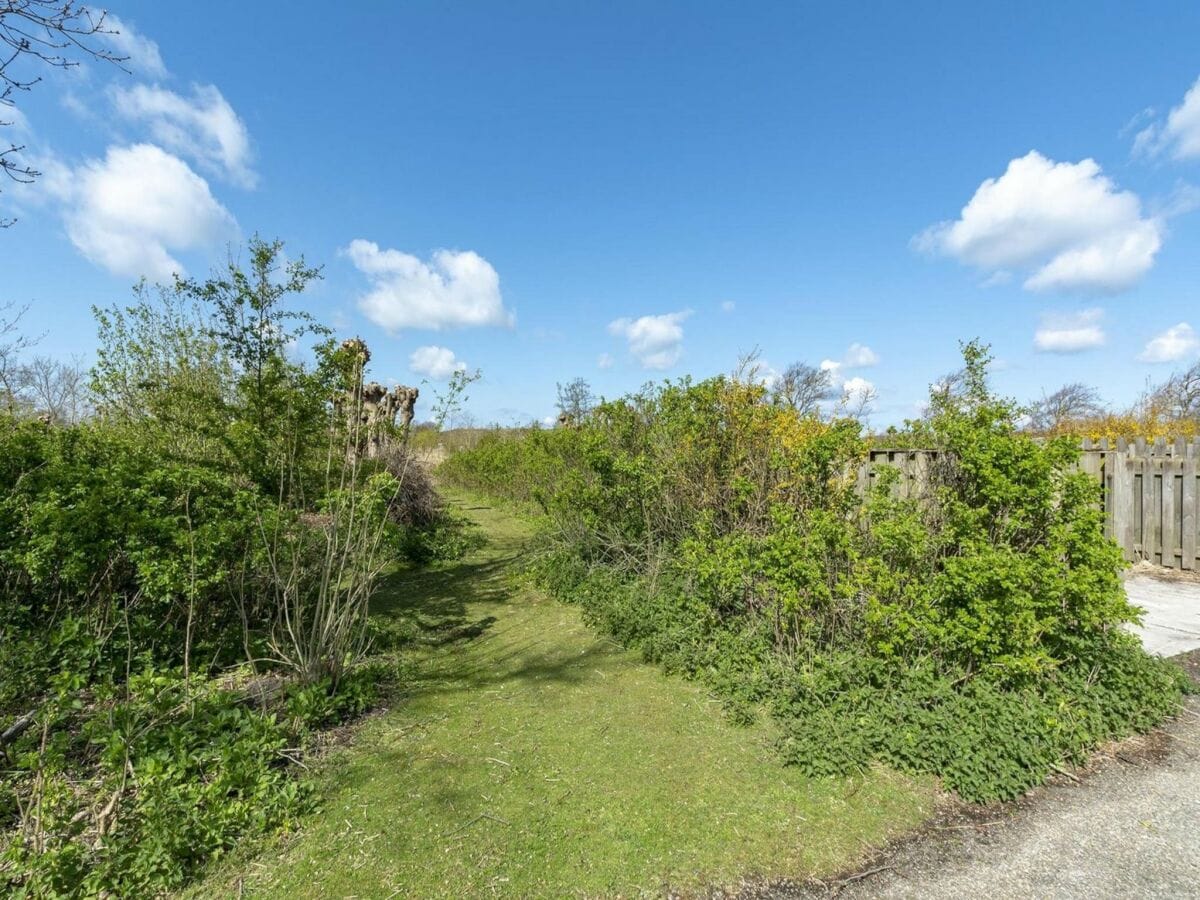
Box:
49, 143, 236, 280
607, 311, 691, 370
345, 240, 513, 333
820, 342, 879, 380
110, 84, 255, 187
101, 15, 167, 79
1134, 76, 1200, 161
843, 342, 879, 367
409, 345, 467, 380
1139, 323, 1199, 363
1034, 308, 1106, 353
915, 151, 1162, 294
720, 300, 736, 313
597, 352, 614, 369
842, 376, 876, 401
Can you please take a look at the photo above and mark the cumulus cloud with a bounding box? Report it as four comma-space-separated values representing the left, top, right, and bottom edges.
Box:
721, 300, 736, 313
597, 352, 614, 369
110, 84, 255, 187
101, 15, 167, 79
607, 311, 691, 370
1034, 308, 1106, 353
409, 345, 467, 380
843, 342, 879, 367
1134, 75, 1200, 161
1139, 323, 1199, 363
47, 143, 236, 280
345, 240, 513, 333
841, 376, 876, 403
820, 342, 879, 380
915, 151, 1162, 294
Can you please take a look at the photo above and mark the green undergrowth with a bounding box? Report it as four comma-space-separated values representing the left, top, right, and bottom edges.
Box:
189, 494, 936, 898
537, 552, 1188, 802
2, 238, 493, 897
443, 341, 1192, 805
0, 661, 382, 898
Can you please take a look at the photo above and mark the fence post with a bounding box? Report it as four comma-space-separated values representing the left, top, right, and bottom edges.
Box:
1163, 458, 1177, 569
1112, 450, 1132, 562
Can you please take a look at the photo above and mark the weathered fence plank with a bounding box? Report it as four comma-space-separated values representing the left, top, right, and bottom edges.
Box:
1142, 457, 1156, 564
1183, 457, 1197, 571
1163, 458, 1177, 569
863, 438, 1200, 570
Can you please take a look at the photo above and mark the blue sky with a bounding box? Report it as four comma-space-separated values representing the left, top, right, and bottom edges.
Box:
4, 1, 1200, 427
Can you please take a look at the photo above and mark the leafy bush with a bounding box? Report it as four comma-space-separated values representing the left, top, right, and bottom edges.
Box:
772, 640, 1188, 802
2, 670, 310, 897
1, 237, 454, 893
446, 342, 1189, 802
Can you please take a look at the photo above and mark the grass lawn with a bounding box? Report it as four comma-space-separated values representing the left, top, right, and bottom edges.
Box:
191, 493, 937, 898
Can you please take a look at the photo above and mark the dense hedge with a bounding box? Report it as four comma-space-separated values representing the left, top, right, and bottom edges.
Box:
443, 342, 1191, 802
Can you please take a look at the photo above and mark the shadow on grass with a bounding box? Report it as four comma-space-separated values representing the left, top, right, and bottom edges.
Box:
372, 556, 517, 627
369, 538, 611, 699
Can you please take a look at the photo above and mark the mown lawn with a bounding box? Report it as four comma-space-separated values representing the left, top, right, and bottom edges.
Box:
191, 494, 936, 898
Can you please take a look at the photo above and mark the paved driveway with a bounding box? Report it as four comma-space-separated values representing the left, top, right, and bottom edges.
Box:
1125, 573, 1200, 656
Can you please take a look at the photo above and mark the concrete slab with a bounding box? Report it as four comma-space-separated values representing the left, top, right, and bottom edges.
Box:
1124, 575, 1200, 656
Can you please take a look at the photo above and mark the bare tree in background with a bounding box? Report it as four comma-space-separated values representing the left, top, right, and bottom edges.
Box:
1146, 360, 1200, 423
556, 377, 595, 422
928, 366, 966, 408
838, 379, 878, 423
1027, 382, 1104, 434
772, 361, 836, 416
19, 352, 88, 422
2, 2, 125, 225
0, 299, 36, 411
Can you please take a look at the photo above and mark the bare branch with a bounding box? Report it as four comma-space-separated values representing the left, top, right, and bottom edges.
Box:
1027, 383, 1104, 434
1, 2, 128, 224
771, 360, 836, 416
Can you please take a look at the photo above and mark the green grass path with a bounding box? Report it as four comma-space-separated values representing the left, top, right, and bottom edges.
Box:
197, 494, 935, 898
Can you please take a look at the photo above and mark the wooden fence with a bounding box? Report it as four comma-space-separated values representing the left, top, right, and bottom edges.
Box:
863, 438, 1200, 571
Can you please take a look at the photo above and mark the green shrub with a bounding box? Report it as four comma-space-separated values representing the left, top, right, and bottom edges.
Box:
773, 639, 1188, 802
450, 342, 1189, 803
1, 237, 443, 893
398, 511, 485, 565
2, 670, 312, 897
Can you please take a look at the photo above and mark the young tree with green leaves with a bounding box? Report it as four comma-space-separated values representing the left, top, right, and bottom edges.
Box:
431, 366, 482, 431
173, 236, 331, 494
